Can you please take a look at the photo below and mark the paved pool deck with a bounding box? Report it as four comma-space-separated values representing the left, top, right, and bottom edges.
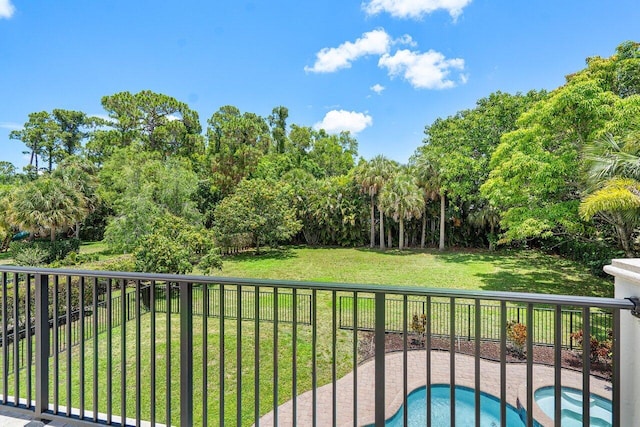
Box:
256, 350, 611, 426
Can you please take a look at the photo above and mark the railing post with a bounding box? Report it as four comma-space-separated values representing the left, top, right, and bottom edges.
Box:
34, 273, 50, 416
604, 259, 640, 427
179, 281, 193, 426
375, 292, 385, 426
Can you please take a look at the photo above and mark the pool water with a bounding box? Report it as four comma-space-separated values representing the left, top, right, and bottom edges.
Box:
382, 384, 526, 427
534, 386, 612, 427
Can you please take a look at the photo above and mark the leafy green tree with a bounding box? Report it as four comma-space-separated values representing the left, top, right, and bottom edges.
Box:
268, 106, 289, 154
0, 161, 16, 185
104, 192, 160, 253
214, 179, 301, 253
307, 130, 358, 178
417, 91, 544, 250
101, 90, 204, 157
100, 148, 201, 252
206, 106, 272, 195
300, 174, 368, 247
379, 172, 424, 250
10, 111, 58, 172
482, 79, 617, 243
134, 215, 219, 274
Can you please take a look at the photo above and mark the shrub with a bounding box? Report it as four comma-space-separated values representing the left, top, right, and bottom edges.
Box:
13, 246, 48, 267
134, 233, 193, 275
198, 249, 223, 274
539, 237, 624, 276
411, 313, 427, 344
133, 215, 222, 274
506, 320, 527, 358
9, 238, 80, 264
570, 329, 613, 367
50, 251, 100, 267
94, 254, 136, 272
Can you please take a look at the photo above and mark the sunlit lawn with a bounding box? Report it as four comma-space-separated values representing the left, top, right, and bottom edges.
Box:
213, 246, 613, 298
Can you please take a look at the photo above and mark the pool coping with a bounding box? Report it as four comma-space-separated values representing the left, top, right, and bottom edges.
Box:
255, 349, 612, 426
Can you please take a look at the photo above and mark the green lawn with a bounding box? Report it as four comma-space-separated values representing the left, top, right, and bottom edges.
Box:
213, 247, 613, 298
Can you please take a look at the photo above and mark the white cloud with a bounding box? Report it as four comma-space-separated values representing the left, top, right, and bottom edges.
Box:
0, 0, 15, 19
393, 34, 417, 47
314, 110, 373, 135
305, 29, 391, 73
378, 49, 465, 89
362, 0, 472, 20
371, 84, 385, 94
0, 121, 21, 130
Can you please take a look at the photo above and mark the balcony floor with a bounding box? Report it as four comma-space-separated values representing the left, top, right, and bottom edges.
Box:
0, 408, 69, 427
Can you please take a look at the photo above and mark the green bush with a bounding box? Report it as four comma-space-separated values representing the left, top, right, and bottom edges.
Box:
94, 254, 136, 272
49, 251, 100, 267
134, 233, 193, 274
9, 238, 81, 264
539, 237, 624, 276
198, 249, 223, 274
13, 246, 48, 267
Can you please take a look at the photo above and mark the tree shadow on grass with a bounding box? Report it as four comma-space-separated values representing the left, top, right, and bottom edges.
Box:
355, 247, 434, 256
223, 247, 297, 262
435, 248, 614, 298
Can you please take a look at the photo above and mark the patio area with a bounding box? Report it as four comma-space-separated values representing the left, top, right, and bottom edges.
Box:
255, 350, 611, 426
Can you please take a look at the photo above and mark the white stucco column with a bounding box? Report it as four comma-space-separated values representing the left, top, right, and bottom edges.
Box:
603, 259, 640, 425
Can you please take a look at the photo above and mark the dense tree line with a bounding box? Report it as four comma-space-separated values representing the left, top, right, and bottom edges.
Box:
1, 41, 639, 274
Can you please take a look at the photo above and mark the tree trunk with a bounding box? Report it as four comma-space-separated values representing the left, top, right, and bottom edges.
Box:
615, 221, 634, 257
439, 193, 445, 251
387, 225, 392, 249
420, 211, 426, 249
370, 196, 375, 248
379, 209, 385, 250
50, 227, 55, 242
489, 223, 495, 251
431, 218, 436, 245
399, 218, 404, 250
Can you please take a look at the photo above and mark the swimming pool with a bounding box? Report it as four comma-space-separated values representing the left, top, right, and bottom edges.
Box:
380, 384, 526, 427
534, 386, 612, 427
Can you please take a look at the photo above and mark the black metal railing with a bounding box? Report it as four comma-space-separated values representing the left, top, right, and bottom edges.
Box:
338, 296, 612, 349
0, 266, 634, 426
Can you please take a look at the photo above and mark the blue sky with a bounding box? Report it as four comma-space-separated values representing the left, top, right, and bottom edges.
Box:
1, 0, 639, 169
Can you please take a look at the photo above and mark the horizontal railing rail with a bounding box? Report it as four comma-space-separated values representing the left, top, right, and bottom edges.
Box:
0, 265, 634, 427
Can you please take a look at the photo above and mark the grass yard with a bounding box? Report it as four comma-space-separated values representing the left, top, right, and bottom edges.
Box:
213, 247, 613, 298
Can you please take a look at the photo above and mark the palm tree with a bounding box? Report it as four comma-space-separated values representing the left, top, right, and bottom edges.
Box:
379, 172, 424, 250
8, 177, 88, 242
354, 156, 397, 249
413, 152, 446, 251
580, 178, 640, 256
581, 134, 640, 256
53, 157, 99, 238
468, 204, 501, 250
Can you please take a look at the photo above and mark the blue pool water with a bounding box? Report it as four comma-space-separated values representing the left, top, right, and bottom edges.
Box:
382, 384, 526, 427
534, 386, 612, 427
